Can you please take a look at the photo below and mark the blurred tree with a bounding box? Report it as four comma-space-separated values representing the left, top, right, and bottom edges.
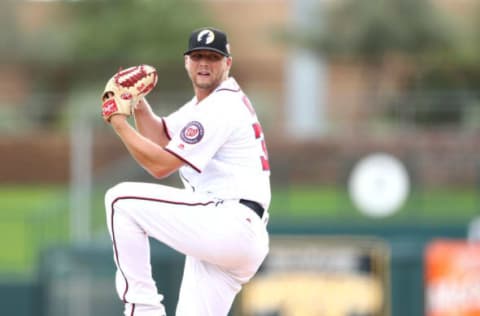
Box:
67, 0, 210, 76
0, 2, 21, 62
286, 0, 480, 126
297, 0, 454, 63
5, 0, 210, 71
395, 1, 480, 126
399, 59, 480, 126
0, 0, 211, 128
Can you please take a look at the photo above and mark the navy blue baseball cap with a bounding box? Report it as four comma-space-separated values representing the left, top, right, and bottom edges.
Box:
184, 27, 231, 57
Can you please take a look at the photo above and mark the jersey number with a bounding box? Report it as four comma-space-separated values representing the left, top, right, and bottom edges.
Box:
252, 122, 270, 171
243, 95, 270, 171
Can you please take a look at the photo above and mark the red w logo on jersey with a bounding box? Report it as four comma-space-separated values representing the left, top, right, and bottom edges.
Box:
180, 121, 204, 144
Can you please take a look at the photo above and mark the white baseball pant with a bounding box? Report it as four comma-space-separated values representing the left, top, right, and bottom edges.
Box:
104, 182, 269, 316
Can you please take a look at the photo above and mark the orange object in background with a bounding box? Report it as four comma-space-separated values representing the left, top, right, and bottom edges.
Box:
425, 240, 480, 316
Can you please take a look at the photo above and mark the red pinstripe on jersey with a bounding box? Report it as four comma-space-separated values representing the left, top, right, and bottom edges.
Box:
161, 117, 171, 140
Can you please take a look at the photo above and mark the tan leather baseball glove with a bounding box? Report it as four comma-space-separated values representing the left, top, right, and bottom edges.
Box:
101, 64, 158, 122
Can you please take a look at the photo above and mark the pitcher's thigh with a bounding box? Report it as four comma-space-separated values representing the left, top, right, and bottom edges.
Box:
105, 182, 230, 261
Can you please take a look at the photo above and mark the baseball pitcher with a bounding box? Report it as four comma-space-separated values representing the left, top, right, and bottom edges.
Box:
101, 27, 271, 316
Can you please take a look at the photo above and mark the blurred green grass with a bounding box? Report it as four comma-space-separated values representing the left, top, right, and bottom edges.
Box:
271, 185, 480, 222
0, 185, 69, 277
0, 184, 479, 277
0, 185, 65, 215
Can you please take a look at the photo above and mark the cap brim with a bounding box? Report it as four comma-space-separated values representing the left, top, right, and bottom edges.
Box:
184, 47, 229, 57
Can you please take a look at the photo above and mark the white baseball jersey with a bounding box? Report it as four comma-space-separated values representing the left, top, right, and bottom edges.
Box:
163, 77, 271, 210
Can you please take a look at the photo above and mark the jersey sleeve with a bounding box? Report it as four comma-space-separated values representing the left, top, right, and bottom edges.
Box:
165, 101, 235, 172
162, 106, 187, 140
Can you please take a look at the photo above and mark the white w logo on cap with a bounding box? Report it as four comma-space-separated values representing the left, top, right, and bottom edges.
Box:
197, 30, 215, 44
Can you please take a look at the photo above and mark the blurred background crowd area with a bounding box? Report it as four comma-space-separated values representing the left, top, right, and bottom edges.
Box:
2, 0, 480, 315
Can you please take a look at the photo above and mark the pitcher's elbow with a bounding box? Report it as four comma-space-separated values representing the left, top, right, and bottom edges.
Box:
148, 166, 174, 179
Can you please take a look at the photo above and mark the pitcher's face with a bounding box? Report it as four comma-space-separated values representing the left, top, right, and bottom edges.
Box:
185, 50, 232, 92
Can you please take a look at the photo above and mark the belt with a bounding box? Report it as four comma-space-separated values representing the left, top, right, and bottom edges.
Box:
239, 199, 264, 219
